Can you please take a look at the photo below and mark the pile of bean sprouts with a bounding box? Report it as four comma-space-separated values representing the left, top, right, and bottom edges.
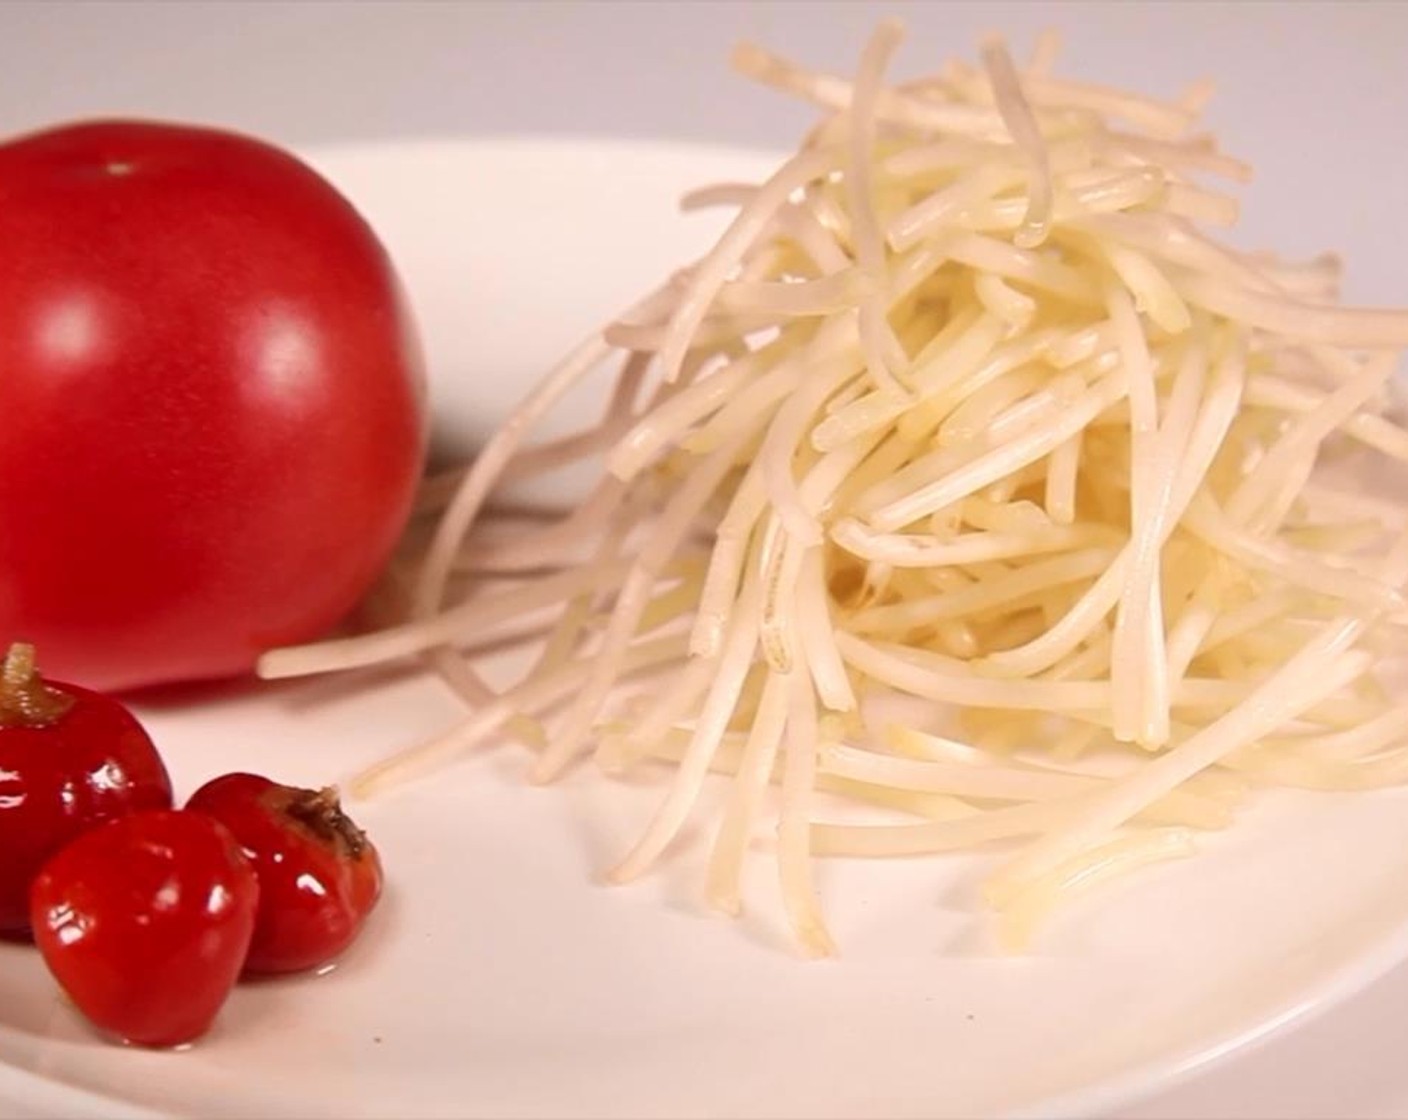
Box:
262, 24, 1408, 955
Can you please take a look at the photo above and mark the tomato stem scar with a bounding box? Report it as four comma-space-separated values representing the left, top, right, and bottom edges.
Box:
0, 642, 75, 729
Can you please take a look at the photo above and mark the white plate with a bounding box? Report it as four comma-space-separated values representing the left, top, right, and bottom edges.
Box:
4, 136, 1408, 1120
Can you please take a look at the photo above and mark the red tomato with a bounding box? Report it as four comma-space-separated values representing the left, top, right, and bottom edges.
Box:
30, 809, 259, 1047
186, 773, 383, 974
0, 119, 426, 692
0, 643, 172, 934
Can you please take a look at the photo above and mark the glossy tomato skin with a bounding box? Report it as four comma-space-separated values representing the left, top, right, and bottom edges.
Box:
186, 772, 383, 974
0, 119, 426, 692
0, 678, 173, 934
30, 809, 259, 1047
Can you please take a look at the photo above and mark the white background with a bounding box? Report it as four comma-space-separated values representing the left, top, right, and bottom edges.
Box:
3, 2, 1407, 1116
